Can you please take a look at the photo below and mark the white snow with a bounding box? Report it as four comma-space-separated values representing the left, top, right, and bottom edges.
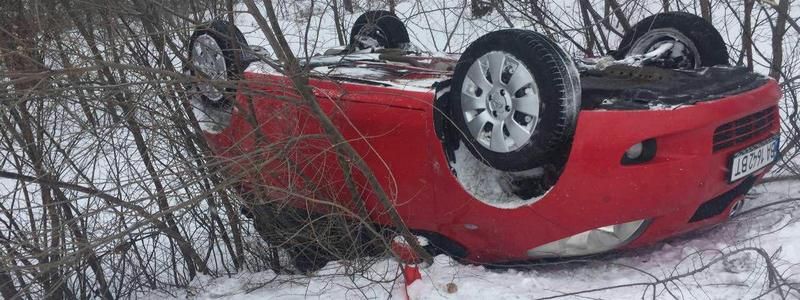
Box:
312, 65, 390, 79
191, 96, 234, 134
244, 61, 278, 74
307, 52, 383, 65
144, 180, 800, 299
449, 142, 550, 209
153, 1, 800, 299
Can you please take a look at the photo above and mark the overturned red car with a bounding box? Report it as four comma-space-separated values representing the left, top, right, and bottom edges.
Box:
186, 11, 781, 270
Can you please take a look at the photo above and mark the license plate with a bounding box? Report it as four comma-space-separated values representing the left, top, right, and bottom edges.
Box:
729, 136, 779, 182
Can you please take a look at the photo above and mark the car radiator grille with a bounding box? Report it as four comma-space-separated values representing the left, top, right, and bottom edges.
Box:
713, 107, 777, 152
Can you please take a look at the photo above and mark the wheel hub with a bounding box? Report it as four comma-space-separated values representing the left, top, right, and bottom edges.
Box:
487, 88, 512, 119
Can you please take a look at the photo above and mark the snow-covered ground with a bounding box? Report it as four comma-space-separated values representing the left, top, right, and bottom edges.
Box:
147, 181, 799, 299
148, 1, 800, 299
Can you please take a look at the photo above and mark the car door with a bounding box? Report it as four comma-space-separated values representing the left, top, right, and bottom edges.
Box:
300, 78, 439, 228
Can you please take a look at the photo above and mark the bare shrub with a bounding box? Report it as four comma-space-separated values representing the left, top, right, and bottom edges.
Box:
0, 0, 798, 299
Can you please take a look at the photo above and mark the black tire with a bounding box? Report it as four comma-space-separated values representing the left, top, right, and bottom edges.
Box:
614, 12, 729, 68
250, 204, 332, 273
289, 244, 332, 274
450, 29, 580, 172
349, 10, 410, 50
187, 20, 248, 104
250, 204, 386, 274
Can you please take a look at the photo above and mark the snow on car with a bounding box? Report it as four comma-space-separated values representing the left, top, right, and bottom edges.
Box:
186, 11, 781, 272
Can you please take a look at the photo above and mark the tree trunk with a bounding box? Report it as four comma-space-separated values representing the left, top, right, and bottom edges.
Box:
743, 0, 754, 71
699, 0, 712, 22
605, 0, 631, 33
579, 0, 597, 56
343, 0, 353, 13
769, 0, 790, 79
332, 0, 346, 45
0, 268, 19, 300
0, 3, 65, 299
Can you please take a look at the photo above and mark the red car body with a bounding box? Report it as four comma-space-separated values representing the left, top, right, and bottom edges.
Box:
205, 59, 781, 263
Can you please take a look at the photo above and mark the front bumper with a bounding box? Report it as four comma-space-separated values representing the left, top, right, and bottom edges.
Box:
544, 80, 781, 253
444, 80, 781, 263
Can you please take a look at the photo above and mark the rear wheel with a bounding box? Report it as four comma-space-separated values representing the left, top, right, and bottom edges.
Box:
614, 12, 729, 69
449, 29, 580, 172
349, 10, 410, 51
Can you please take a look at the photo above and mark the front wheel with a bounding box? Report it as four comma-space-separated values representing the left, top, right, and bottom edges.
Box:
449, 29, 580, 172
187, 20, 248, 133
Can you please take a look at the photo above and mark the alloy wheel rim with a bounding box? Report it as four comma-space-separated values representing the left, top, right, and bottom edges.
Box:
192, 34, 227, 101
629, 28, 701, 69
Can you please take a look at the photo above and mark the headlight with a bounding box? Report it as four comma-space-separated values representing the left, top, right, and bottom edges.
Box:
527, 219, 649, 258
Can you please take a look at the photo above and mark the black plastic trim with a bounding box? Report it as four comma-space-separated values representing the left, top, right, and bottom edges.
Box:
689, 176, 757, 222
582, 66, 768, 110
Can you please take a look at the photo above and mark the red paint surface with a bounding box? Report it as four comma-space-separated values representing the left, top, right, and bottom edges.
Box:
206, 70, 781, 263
